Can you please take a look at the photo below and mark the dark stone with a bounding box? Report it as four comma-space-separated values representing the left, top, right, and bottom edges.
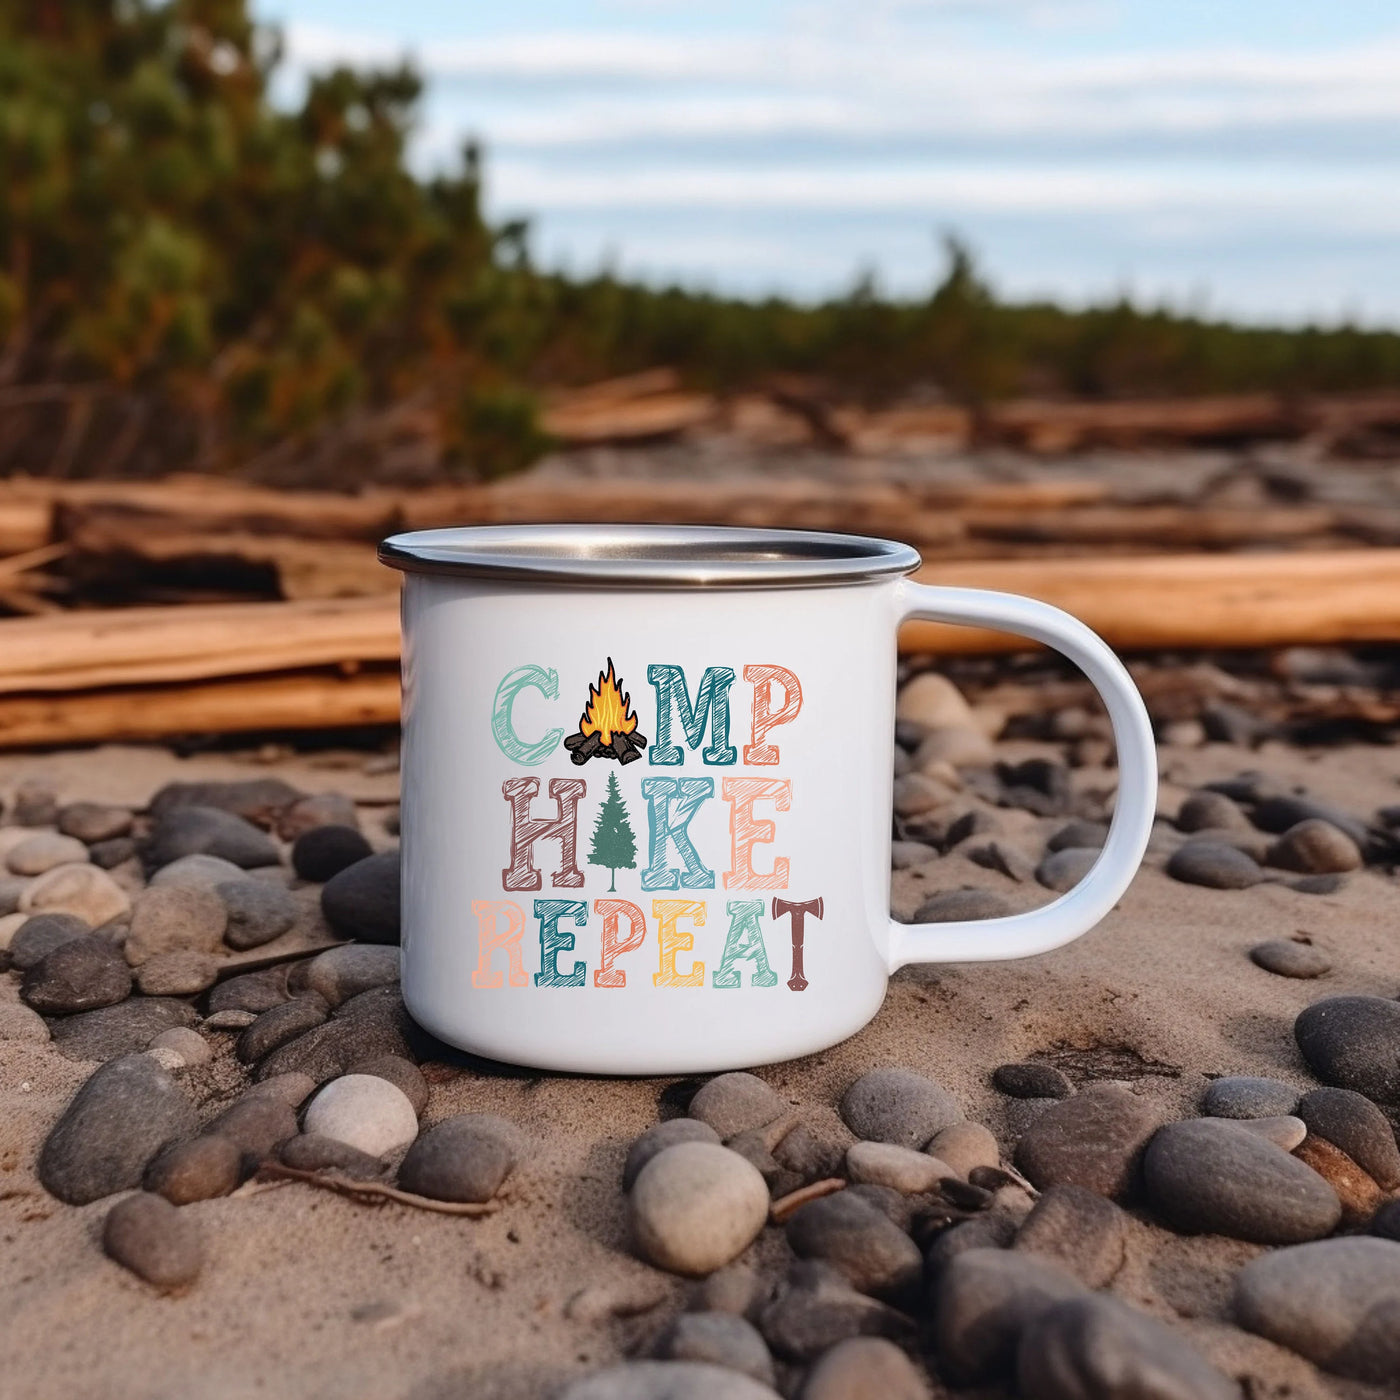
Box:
1372, 1199, 1400, 1241
144, 1135, 243, 1203
236, 996, 329, 1064
8, 912, 90, 970
148, 778, 303, 829
21, 936, 131, 1014
784, 1190, 922, 1301
911, 888, 1014, 923
966, 841, 1036, 883
653, 1312, 775, 1387
1291, 873, 1349, 895
1295, 995, 1400, 1104
1035, 848, 1098, 893
253, 984, 418, 1084
102, 1191, 203, 1291
279, 1133, 386, 1178
624, 1120, 723, 1192
275, 792, 360, 842
142, 804, 280, 871
757, 1261, 914, 1363
933, 1247, 1086, 1383
689, 1072, 786, 1138
58, 802, 134, 844
996, 758, 1073, 815
1046, 821, 1107, 852
925, 1212, 1021, 1281
39, 1054, 198, 1203
89, 837, 138, 869
1014, 1087, 1160, 1201
1165, 841, 1262, 889
1249, 795, 1369, 847
347, 1053, 428, 1117
303, 944, 400, 1007
206, 966, 290, 1014
840, 1067, 961, 1149
1014, 1185, 1126, 1287
845, 1183, 913, 1231
397, 1113, 519, 1202
1250, 939, 1331, 978
944, 809, 998, 849
1201, 1076, 1298, 1119
1296, 1087, 1400, 1190
11, 778, 58, 826
291, 824, 374, 883
48, 997, 196, 1062
773, 1122, 843, 1183
1176, 791, 1249, 833
1200, 702, 1268, 747
994, 1062, 1074, 1100
206, 1096, 299, 1164
1143, 1118, 1342, 1244
217, 879, 298, 950
1018, 1294, 1238, 1400
320, 849, 400, 944
1266, 819, 1362, 875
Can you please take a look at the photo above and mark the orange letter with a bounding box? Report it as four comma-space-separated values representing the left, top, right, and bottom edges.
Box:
722, 777, 791, 890
652, 899, 706, 987
744, 664, 803, 765
593, 898, 647, 988
471, 900, 528, 988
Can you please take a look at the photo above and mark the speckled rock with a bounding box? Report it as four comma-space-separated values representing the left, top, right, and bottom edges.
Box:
6, 831, 89, 875
1143, 1117, 1341, 1243
291, 824, 374, 882
654, 1312, 776, 1386
320, 850, 400, 944
840, 1068, 961, 1150
397, 1113, 520, 1203
136, 950, 220, 996
1295, 996, 1400, 1104
1014, 1185, 1127, 1288
689, 1073, 787, 1138
143, 1135, 242, 1203
1234, 1237, 1400, 1383
1296, 1087, 1400, 1189
8, 912, 90, 970
39, 1053, 197, 1203
303, 944, 400, 1008
800, 1337, 931, 1400
1014, 1087, 1159, 1201
216, 879, 298, 950
147, 1026, 211, 1067
559, 1362, 781, 1400
912, 888, 1014, 923
22, 935, 132, 1014
252, 985, 417, 1084
1165, 841, 1262, 889
237, 996, 330, 1064
207, 966, 290, 1015
47, 997, 195, 1062
58, 802, 134, 844
303, 1074, 419, 1157
927, 1122, 1000, 1179
102, 1192, 203, 1291
19, 862, 130, 927
1266, 819, 1362, 875
122, 884, 227, 966
630, 1142, 769, 1276
624, 1120, 722, 1191
1201, 1076, 1299, 1119
785, 1189, 922, 1300
1018, 1294, 1238, 1400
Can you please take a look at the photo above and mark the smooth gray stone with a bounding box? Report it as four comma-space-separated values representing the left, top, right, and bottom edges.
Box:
217, 879, 298, 950
1296, 1087, 1400, 1190
912, 888, 1014, 923
237, 996, 329, 1065
1036, 848, 1098, 893
784, 1190, 922, 1301
252, 984, 417, 1084
994, 1062, 1074, 1100
1250, 939, 1331, 978
1046, 821, 1108, 853
933, 1247, 1086, 1383
1014, 1184, 1127, 1288
799, 1337, 931, 1400
8, 912, 91, 970
967, 841, 1036, 883
47, 997, 196, 1062
279, 1132, 385, 1179
1249, 795, 1369, 848
397, 1113, 519, 1202
206, 1096, 299, 1163
275, 792, 360, 842
1201, 1076, 1299, 1119
39, 1054, 197, 1204
21, 936, 131, 1014
1143, 1118, 1341, 1244
58, 802, 134, 844
291, 824, 373, 882
207, 966, 290, 1014
347, 1054, 428, 1117
689, 1072, 786, 1138
1019, 1294, 1238, 1400
840, 1068, 961, 1150
149, 853, 244, 891
303, 944, 400, 1008
1176, 790, 1250, 833
559, 1362, 781, 1400
1234, 1237, 1400, 1383
320, 850, 400, 944
1295, 995, 1400, 1104
144, 1135, 243, 1204
143, 805, 280, 870
653, 1312, 776, 1386
925, 1212, 1020, 1281
89, 837, 138, 869
758, 1261, 914, 1363
624, 1119, 721, 1192
148, 778, 302, 828
102, 1191, 204, 1292
1014, 1087, 1159, 1201
1165, 841, 1262, 889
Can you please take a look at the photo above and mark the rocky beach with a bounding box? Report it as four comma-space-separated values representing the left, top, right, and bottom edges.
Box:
1, 660, 1398, 1400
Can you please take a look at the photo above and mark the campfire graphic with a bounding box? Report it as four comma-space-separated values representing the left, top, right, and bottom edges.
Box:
564, 658, 649, 765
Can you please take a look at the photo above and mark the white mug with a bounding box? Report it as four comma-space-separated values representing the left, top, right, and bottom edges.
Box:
380, 525, 1156, 1075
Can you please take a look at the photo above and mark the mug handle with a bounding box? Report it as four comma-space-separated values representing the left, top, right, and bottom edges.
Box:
888, 581, 1158, 970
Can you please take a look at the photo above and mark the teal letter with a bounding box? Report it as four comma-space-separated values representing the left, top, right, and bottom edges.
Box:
640, 776, 715, 891
493, 665, 564, 765
647, 665, 737, 766
712, 900, 778, 988
533, 899, 588, 987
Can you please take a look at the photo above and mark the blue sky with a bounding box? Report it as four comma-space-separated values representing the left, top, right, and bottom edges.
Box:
255, 1, 1400, 324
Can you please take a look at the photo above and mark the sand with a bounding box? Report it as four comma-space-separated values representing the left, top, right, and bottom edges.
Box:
0, 734, 1396, 1399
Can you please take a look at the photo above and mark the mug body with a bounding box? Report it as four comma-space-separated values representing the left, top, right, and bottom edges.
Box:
397, 567, 901, 1074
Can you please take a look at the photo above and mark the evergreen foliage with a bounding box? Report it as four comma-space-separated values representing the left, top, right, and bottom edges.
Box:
588, 771, 637, 893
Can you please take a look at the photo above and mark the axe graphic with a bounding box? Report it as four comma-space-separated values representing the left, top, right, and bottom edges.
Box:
771, 897, 824, 992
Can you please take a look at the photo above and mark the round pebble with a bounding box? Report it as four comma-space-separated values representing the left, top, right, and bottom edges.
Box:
993, 1062, 1073, 1100
913, 725, 994, 769
209, 967, 291, 1015
0, 875, 29, 916
347, 1054, 428, 1117
1014, 1086, 1158, 1201
1018, 1294, 1238, 1400
236, 996, 330, 1065
11, 779, 59, 826
689, 1072, 787, 1138
785, 1189, 922, 1300
136, 950, 220, 996
102, 1191, 204, 1291
1014, 1184, 1126, 1288
560, 1362, 781, 1400
89, 837, 138, 869
320, 850, 400, 944
303, 944, 400, 1008
1165, 841, 1262, 889
123, 885, 228, 966
757, 1259, 912, 1363
397, 1113, 519, 1203
1201, 1075, 1299, 1119
926, 1122, 999, 1179
1266, 819, 1362, 875
1035, 848, 1097, 893
1233, 1115, 1308, 1151
1045, 821, 1108, 853
1176, 790, 1250, 833
149, 777, 302, 827
150, 854, 245, 891
144, 1135, 242, 1203
1294, 1135, 1383, 1227
241, 1072, 317, 1109
1295, 995, 1400, 1104
18, 862, 129, 927
206, 1096, 299, 1163
625, 1119, 722, 1191
1234, 1237, 1400, 1383
142, 804, 280, 870
654, 1312, 775, 1386
8, 912, 91, 970
280, 1133, 386, 1178
800, 1336, 931, 1400
912, 889, 1014, 923
58, 802, 134, 844
630, 1142, 770, 1276
845, 1142, 948, 1195
48, 997, 195, 1061
217, 879, 298, 950
896, 672, 975, 732
1143, 1117, 1341, 1243
276, 792, 359, 842
148, 1026, 212, 1067
0, 1001, 50, 1042
6, 832, 89, 876
303, 1074, 419, 1157
1250, 939, 1331, 978
291, 824, 374, 882
22, 935, 132, 1014
840, 1068, 961, 1150
1296, 1087, 1400, 1190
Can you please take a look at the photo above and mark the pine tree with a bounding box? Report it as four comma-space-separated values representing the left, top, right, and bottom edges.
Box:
588, 771, 637, 892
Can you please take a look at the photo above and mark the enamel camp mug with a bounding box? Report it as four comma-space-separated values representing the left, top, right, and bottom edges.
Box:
379, 525, 1157, 1075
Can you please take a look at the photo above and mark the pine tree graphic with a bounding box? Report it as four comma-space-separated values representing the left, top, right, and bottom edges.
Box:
588, 771, 637, 892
